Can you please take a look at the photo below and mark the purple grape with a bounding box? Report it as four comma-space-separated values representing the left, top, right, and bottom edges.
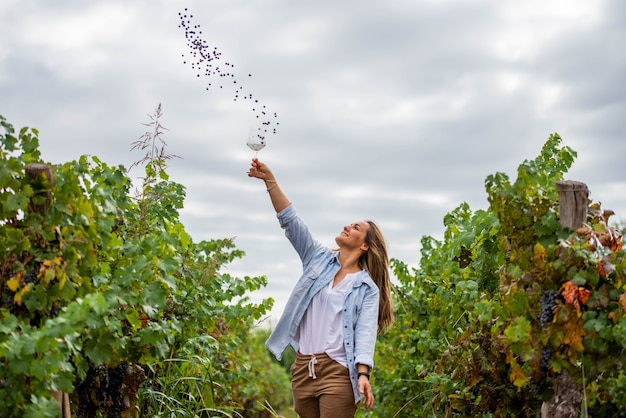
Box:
178, 9, 278, 142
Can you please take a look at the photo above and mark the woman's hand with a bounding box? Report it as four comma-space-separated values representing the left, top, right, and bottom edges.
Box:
359, 375, 375, 409
247, 158, 290, 213
247, 158, 275, 184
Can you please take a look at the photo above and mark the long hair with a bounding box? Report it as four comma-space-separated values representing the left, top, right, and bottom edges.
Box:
359, 220, 394, 333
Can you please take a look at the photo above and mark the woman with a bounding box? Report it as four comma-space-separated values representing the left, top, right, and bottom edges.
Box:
247, 158, 394, 418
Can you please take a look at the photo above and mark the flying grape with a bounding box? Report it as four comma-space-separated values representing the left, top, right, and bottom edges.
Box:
177, 8, 279, 143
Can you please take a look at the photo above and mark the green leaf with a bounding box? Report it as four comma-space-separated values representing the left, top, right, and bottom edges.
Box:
125, 308, 142, 331
504, 316, 532, 343
86, 293, 109, 315
23, 395, 61, 418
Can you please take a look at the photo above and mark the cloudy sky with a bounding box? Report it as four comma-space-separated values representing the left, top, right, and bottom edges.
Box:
2, 0, 625, 324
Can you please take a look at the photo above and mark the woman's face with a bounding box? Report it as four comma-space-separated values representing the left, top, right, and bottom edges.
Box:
335, 221, 370, 251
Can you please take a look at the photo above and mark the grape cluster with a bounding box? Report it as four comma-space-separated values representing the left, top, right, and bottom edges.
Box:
74, 363, 128, 418
106, 365, 125, 418
74, 364, 97, 418
0, 283, 16, 312
177, 8, 279, 143
23, 268, 39, 285
539, 290, 558, 328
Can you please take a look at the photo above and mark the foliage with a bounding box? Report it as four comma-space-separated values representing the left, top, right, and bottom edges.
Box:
139, 327, 292, 418
210, 327, 293, 418
373, 134, 626, 416
0, 110, 289, 417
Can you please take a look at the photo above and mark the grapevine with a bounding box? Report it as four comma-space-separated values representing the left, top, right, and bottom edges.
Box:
1, 110, 284, 417
373, 134, 626, 416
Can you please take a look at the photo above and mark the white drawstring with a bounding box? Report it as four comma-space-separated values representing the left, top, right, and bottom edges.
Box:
308, 354, 318, 379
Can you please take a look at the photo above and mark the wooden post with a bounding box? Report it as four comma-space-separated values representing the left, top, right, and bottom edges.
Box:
25, 163, 54, 216
541, 181, 589, 417
556, 180, 588, 231
52, 391, 71, 417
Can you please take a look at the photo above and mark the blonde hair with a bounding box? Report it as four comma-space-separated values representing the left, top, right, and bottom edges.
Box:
360, 220, 394, 333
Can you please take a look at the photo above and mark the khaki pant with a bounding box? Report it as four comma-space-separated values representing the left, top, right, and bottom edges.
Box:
290, 352, 357, 418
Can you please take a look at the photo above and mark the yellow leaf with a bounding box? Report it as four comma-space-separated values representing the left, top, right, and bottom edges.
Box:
509, 357, 529, 387
43, 268, 56, 285
533, 243, 547, 267
7, 276, 20, 292
563, 320, 585, 352
14, 285, 30, 305
58, 271, 67, 290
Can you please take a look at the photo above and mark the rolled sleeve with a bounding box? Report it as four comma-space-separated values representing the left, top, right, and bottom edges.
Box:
353, 286, 379, 370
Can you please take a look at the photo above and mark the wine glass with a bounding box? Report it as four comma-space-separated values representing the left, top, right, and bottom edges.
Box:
246, 126, 266, 157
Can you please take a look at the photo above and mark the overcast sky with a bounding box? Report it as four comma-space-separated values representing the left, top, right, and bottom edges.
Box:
2, 0, 625, 324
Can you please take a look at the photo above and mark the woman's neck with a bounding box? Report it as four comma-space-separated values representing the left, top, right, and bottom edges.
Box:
337, 250, 361, 273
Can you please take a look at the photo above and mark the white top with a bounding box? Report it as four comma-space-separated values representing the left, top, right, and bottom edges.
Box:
297, 272, 359, 367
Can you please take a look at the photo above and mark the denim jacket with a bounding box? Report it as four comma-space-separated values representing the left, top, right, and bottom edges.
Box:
265, 204, 379, 404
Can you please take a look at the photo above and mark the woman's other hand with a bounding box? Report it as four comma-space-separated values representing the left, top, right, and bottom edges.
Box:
359, 376, 374, 409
